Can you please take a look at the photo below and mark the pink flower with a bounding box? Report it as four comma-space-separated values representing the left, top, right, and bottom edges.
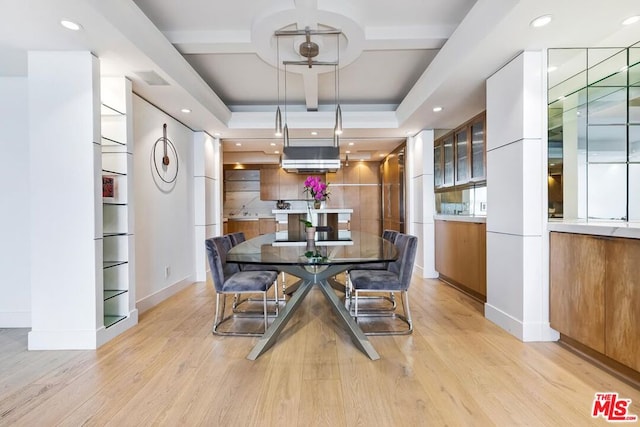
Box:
303, 175, 330, 201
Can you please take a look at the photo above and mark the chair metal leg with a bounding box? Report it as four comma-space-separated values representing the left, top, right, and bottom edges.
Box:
213, 291, 274, 337
352, 290, 413, 336
263, 292, 268, 333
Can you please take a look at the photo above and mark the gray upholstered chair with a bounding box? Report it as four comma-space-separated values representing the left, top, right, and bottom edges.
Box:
226, 231, 287, 306
345, 229, 400, 307
206, 236, 278, 336
348, 233, 418, 335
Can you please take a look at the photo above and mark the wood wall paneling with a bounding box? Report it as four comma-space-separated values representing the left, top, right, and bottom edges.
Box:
549, 232, 606, 353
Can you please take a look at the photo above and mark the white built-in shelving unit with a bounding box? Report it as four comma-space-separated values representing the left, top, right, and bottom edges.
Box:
99, 77, 137, 340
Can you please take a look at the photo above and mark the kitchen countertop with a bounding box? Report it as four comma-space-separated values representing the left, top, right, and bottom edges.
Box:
548, 219, 640, 239
272, 208, 353, 214
224, 215, 275, 221
434, 214, 486, 223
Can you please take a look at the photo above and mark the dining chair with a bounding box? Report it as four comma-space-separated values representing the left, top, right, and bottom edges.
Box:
226, 231, 287, 308
348, 233, 418, 335
345, 229, 399, 308
206, 236, 278, 336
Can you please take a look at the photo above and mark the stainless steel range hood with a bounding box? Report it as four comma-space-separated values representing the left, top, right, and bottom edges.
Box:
281, 145, 341, 173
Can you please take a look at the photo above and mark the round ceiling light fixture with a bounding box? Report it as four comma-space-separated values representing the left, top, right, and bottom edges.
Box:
60, 20, 82, 31
530, 15, 552, 28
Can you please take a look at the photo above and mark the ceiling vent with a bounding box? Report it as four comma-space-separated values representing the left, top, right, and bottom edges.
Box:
134, 70, 170, 86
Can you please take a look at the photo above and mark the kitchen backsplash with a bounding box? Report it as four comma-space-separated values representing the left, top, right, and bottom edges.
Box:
224, 191, 311, 217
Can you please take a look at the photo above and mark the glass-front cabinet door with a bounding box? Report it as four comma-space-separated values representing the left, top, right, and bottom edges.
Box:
443, 135, 454, 187
470, 119, 485, 180
455, 128, 469, 184
434, 139, 443, 188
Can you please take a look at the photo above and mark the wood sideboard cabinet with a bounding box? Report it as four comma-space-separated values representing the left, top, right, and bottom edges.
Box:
434, 219, 486, 300
550, 232, 640, 373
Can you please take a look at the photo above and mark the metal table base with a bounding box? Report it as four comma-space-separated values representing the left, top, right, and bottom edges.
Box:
247, 264, 380, 361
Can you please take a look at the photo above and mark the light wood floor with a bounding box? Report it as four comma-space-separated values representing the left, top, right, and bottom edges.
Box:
1, 276, 639, 426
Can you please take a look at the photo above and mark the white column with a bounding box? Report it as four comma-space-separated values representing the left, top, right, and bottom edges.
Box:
194, 132, 222, 281
28, 52, 102, 349
406, 130, 437, 278
0, 77, 30, 327
485, 51, 558, 342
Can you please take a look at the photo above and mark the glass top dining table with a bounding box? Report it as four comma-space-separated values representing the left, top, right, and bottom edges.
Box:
227, 231, 398, 361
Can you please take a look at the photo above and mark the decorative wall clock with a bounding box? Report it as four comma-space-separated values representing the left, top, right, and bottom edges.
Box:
152, 123, 179, 184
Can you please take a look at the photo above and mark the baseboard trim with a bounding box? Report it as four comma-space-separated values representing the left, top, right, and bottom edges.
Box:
484, 303, 559, 342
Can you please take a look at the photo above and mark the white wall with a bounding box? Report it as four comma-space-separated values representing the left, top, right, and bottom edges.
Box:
485, 51, 558, 342
133, 95, 196, 313
406, 130, 438, 278
0, 77, 30, 327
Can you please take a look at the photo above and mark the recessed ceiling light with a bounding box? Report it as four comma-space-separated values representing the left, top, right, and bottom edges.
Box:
547, 66, 557, 73
530, 15, 552, 28
622, 15, 640, 26
348, 142, 354, 146
379, 153, 386, 157
235, 143, 242, 146
274, 150, 280, 154
60, 20, 82, 31
432, 106, 443, 112
214, 132, 221, 137
310, 131, 318, 136
270, 142, 276, 146
346, 150, 351, 154
181, 108, 191, 113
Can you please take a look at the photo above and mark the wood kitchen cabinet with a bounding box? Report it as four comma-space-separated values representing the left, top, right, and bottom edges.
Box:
226, 220, 259, 240
279, 169, 303, 200
550, 232, 640, 373
434, 219, 486, 300
258, 218, 276, 235
605, 237, 640, 372
260, 167, 279, 200
549, 232, 606, 353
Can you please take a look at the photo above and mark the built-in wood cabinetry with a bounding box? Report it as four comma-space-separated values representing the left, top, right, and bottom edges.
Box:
225, 218, 276, 240
226, 220, 260, 240
258, 218, 276, 234
260, 167, 279, 200
549, 232, 605, 353
327, 162, 381, 235
435, 219, 486, 300
435, 111, 485, 190
550, 232, 640, 373
260, 167, 323, 201
606, 237, 640, 372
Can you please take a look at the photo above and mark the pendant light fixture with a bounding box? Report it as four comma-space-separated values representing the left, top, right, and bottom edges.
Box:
334, 35, 343, 136
283, 62, 289, 147
274, 37, 283, 137
274, 27, 343, 142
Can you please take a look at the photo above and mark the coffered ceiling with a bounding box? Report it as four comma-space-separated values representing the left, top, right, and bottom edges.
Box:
1, 0, 639, 162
